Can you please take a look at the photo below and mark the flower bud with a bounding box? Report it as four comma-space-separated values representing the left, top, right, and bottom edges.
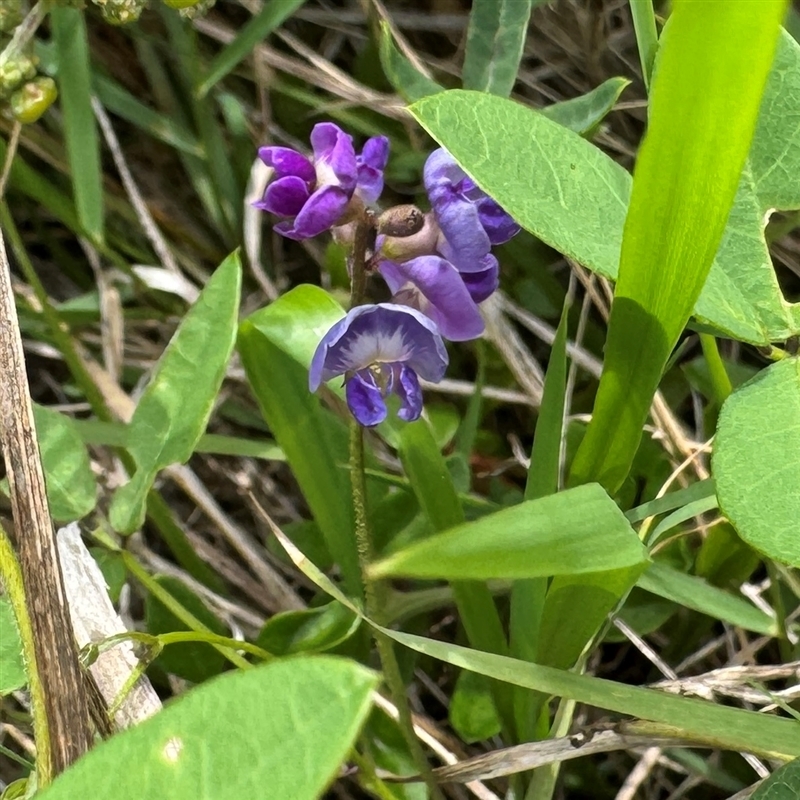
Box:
0, 52, 37, 99
376, 204, 425, 238
376, 211, 440, 263
91, 0, 147, 24
10, 77, 57, 124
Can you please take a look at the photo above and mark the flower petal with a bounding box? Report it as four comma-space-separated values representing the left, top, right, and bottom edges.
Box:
474, 195, 521, 245
394, 364, 423, 422
379, 256, 484, 341
285, 185, 350, 239
346, 370, 388, 427
258, 146, 315, 182
461, 257, 499, 303
254, 175, 310, 217
360, 136, 390, 171
423, 147, 467, 193
311, 123, 357, 191
356, 165, 384, 205
309, 303, 448, 386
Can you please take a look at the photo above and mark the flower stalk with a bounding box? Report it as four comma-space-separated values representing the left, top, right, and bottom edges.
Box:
347, 216, 444, 800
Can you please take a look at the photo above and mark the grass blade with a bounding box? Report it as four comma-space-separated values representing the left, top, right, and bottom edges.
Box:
569, 0, 787, 493
197, 0, 309, 98
50, 7, 104, 245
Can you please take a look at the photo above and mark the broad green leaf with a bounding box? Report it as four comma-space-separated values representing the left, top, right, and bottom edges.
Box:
145, 577, 229, 684
0, 598, 25, 695
751, 760, 800, 799
637, 562, 777, 636
51, 7, 104, 244
462, 0, 534, 96
571, 0, 786, 492
197, 0, 309, 98
109, 252, 242, 534
256, 602, 359, 656
386, 630, 800, 759
713, 357, 800, 566
238, 285, 360, 595
33, 405, 96, 522
379, 23, 444, 103
410, 28, 800, 348
37, 657, 378, 800
540, 77, 630, 136
370, 483, 648, 581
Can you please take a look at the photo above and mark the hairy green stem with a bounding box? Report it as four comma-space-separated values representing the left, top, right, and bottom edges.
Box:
347, 217, 443, 800
0, 525, 52, 786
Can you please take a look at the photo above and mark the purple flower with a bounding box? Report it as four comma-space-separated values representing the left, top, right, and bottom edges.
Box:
424, 148, 520, 271
255, 123, 389, 240
309, 303, 448, 427
379, 256, 484, 341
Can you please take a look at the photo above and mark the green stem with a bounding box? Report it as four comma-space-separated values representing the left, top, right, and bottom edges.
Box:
699, 333, 733, 406
346, 216, 443, 800
0, 526, 52, 787
629, 0, 659, 91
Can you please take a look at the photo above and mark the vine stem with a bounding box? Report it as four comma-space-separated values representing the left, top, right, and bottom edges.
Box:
0, 526, 51, 786
347, 217, 444, 800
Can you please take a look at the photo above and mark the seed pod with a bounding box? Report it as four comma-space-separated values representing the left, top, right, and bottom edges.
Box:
376, 205, 425, 238
10, 77, 57, 124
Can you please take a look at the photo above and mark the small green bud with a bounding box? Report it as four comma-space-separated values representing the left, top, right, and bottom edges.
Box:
10, 76, 57, 124
177, 0, 215, 18
0, 52, 37, 98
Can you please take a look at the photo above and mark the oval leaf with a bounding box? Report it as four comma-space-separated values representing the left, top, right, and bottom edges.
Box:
110, 251, 242, 534
38, 656, 377, 800
751, 759, 800, 799
713, 357, 800, 566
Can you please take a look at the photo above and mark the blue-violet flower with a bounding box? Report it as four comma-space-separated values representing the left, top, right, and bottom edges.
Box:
255, 123, 389, 240
309, 303, 448, 427
424, 148, 520, 272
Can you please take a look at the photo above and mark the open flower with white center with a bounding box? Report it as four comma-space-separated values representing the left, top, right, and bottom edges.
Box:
309, 303, 448, 427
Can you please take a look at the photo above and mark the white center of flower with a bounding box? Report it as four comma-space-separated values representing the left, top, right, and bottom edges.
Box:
340, 328, 411, 370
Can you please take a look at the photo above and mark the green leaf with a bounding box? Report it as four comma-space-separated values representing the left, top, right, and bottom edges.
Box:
197, 0, 309, 98
51, 7, 104, 244
449, 670, 501, 744
272, 524, 800, 762
386, 630, 800, 759
256, 602, 359, 656
378, 23, 444, 103
570, 0, 787, 492
145, 577, 229, 684
713, 357, 800, 566
751, 760, 800, 799
238, 285, 360, 595
541, 77, 631, 137
370, 483, 649, 581
37, 657, 378, 800
109, 252, 242, 534
462, 0, 534, 96
637, 562, 777, 636
409, 28, 800, 349
0, 598, 25, 695
33, 405, 97, 522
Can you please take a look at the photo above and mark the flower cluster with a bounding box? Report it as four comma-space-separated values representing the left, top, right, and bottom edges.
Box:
256, 123, 519, 427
